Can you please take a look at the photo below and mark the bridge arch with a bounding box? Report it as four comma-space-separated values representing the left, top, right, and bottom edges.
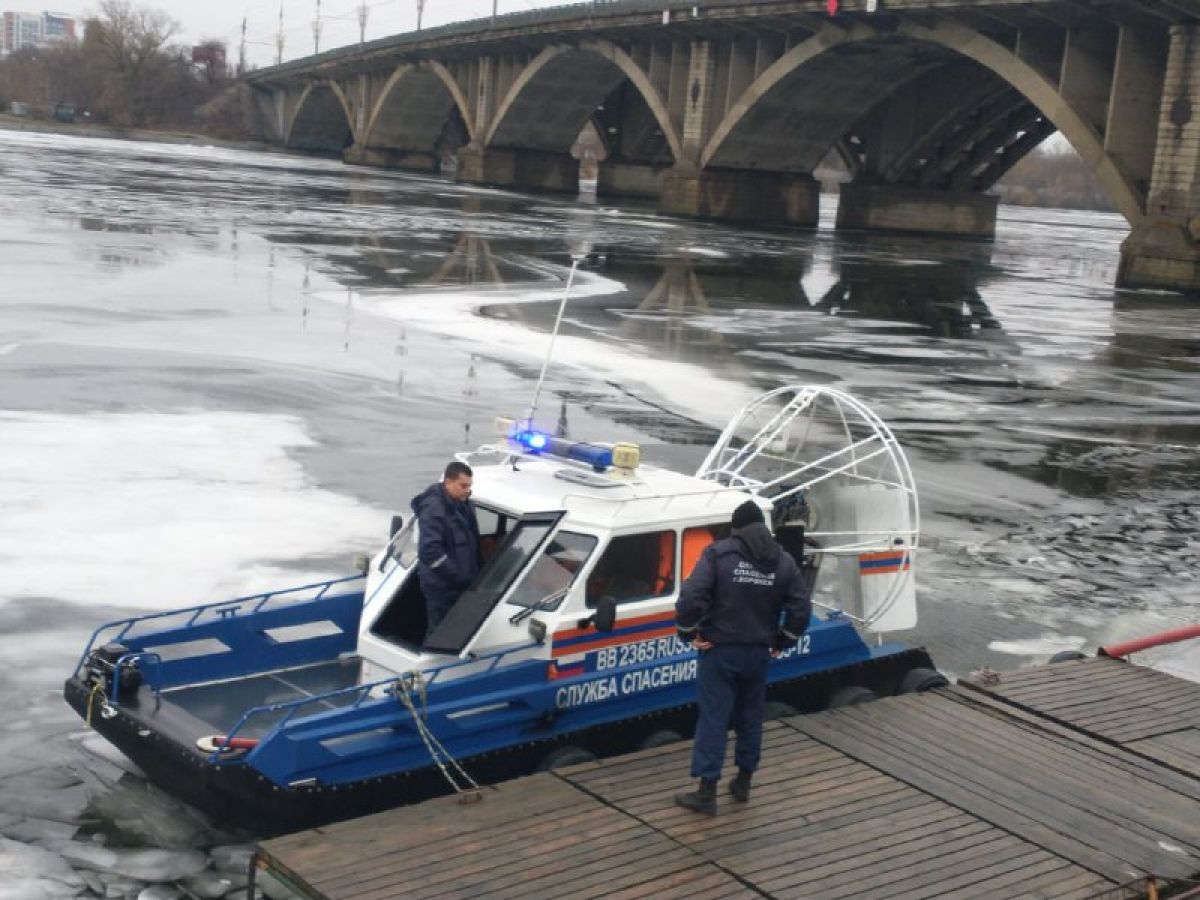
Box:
363, 61, 476, 155
484, 40, 681, 161
286, 81, 355, 154
703, 20, 1143, 224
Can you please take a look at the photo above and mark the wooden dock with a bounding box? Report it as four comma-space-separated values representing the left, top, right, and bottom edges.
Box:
254, 658, 1200, 899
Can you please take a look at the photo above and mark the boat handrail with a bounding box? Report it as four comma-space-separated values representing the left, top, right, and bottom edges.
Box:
72, 574, 366, 678
211, 639, 544, 763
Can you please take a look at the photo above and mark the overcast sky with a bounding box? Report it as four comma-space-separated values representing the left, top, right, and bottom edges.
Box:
9, 0, 564, 68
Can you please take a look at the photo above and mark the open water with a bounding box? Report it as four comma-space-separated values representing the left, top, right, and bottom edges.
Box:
1, 128, 1199, 894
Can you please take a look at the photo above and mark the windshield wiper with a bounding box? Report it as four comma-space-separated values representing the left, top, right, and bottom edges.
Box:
509, 586, 570, 625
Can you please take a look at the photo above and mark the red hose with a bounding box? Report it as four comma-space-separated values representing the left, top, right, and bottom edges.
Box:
1099, 624, 1200, 659
216, 736, 259, 750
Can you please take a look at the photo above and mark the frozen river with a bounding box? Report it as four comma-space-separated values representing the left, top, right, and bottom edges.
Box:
1, 127, 1199, 894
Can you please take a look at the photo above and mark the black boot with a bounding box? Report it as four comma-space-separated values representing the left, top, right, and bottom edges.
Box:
674, 779, 718, 815
729, 769, 752, 802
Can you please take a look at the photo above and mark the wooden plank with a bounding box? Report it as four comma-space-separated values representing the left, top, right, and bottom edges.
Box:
313, 802, 625, 883
946, 687, 1200, 800
986, 668, 1200, 722
950, 861, 1086, 899
978, 658, 1133, 691
653, 776, 917, 855
263, 773, 564, 863
765, 834, 1029, 895
886, 851, 1071, 899
790, 702, 1199, 880
907, 692, 1200, 824
448, 836, 698, 900
843, 696, 1200, 855
1021, 670, 1200, 706
977, 659, 1200, 719
644, 779, 912, 838
586, 746, 856, 807
765, 819, 997, 885
1065, 690, 1200, 725
843, 696, 1196, 840
911, 692, 1155, 793
716, 799, 961, 867
1029, 684, 1200, 721
728, 806, 977, 876
411, 836, 681, 899
603, 865, 746, 900
989, 867, 1114, 900
327, 811, 643, 896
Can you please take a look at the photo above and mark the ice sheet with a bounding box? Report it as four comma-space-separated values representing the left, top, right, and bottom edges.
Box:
0, 410, 386, 610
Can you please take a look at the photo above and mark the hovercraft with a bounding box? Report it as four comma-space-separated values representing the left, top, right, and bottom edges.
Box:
64, 385, 942, 834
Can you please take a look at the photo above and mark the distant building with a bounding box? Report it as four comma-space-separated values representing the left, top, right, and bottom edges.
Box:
1, 10, 77, 58
192, 42, 226, 70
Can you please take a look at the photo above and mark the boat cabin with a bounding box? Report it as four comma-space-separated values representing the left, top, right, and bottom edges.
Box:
358, 442, 780, 684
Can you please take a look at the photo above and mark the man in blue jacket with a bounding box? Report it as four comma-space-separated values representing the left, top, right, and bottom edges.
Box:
674, 498, 811, 815
411, 461, 482, 641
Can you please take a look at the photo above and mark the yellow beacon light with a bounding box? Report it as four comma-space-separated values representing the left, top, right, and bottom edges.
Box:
611, 442, 641, 473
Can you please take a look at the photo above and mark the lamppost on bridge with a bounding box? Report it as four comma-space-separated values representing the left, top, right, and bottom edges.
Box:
312, 0, 322, 54
416, 0, 425, 31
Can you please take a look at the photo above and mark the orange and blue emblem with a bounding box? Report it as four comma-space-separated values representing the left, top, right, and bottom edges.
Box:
858, 550, 911, 575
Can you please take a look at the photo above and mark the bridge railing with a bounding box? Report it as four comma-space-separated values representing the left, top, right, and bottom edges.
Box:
247, 0, 707, 78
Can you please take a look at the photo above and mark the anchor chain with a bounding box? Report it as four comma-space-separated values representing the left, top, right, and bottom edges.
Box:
392, 673, 482, 804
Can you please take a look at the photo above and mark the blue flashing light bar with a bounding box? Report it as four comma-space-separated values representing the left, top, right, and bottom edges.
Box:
511, 430, 613, 471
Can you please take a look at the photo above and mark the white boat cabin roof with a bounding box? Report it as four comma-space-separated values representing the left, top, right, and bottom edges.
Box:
469, 453, 759, 532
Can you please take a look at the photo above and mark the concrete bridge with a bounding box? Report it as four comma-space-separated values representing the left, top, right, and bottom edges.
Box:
244, 0, 1200, 294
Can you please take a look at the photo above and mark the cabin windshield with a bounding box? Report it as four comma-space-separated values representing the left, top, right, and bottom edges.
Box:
505, 530, 597, 610
422, 510, 565, 654
470, 514, 566, 599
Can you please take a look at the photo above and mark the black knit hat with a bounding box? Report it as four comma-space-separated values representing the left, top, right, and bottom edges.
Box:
731, 499, 764, 529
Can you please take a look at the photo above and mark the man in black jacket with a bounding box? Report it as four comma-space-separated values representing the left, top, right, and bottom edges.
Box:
674, 498, 811, 815
411, 461, 482, 641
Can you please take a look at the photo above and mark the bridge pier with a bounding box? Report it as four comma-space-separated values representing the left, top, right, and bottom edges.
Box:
597, 162, 667, 200
455, 145, 579, 194
658, 167, 819, 227
344, 144, 439, 172
1118, 24, 1200, 294
1119, 222, 1200, 293
835, 184, 998, 239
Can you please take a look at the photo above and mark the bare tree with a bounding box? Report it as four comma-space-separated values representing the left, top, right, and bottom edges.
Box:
88, 0, 178, 78
77, 0, 190, 126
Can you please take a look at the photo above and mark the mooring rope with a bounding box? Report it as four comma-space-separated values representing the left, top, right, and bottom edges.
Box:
85, 681, 105, 728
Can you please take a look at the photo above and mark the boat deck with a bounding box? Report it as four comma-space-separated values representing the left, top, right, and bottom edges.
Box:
254, 660, 1200, 899
130, 658, 363, 747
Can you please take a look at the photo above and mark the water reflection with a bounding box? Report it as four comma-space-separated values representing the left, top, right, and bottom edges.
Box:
424, 233, 505, 286
1107, 294, 1200, 373
494, 241, 1008, 349
78, 217, 152, 234
813, 257, 1002, 338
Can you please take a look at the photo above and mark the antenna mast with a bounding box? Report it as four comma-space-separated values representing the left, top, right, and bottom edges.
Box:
237, 16, 246, 75
416, 0, 426, 31
275, 2, 284, 64
312, 0, 322, 54
358, 0, 368, 43
526, 260, 580, 428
